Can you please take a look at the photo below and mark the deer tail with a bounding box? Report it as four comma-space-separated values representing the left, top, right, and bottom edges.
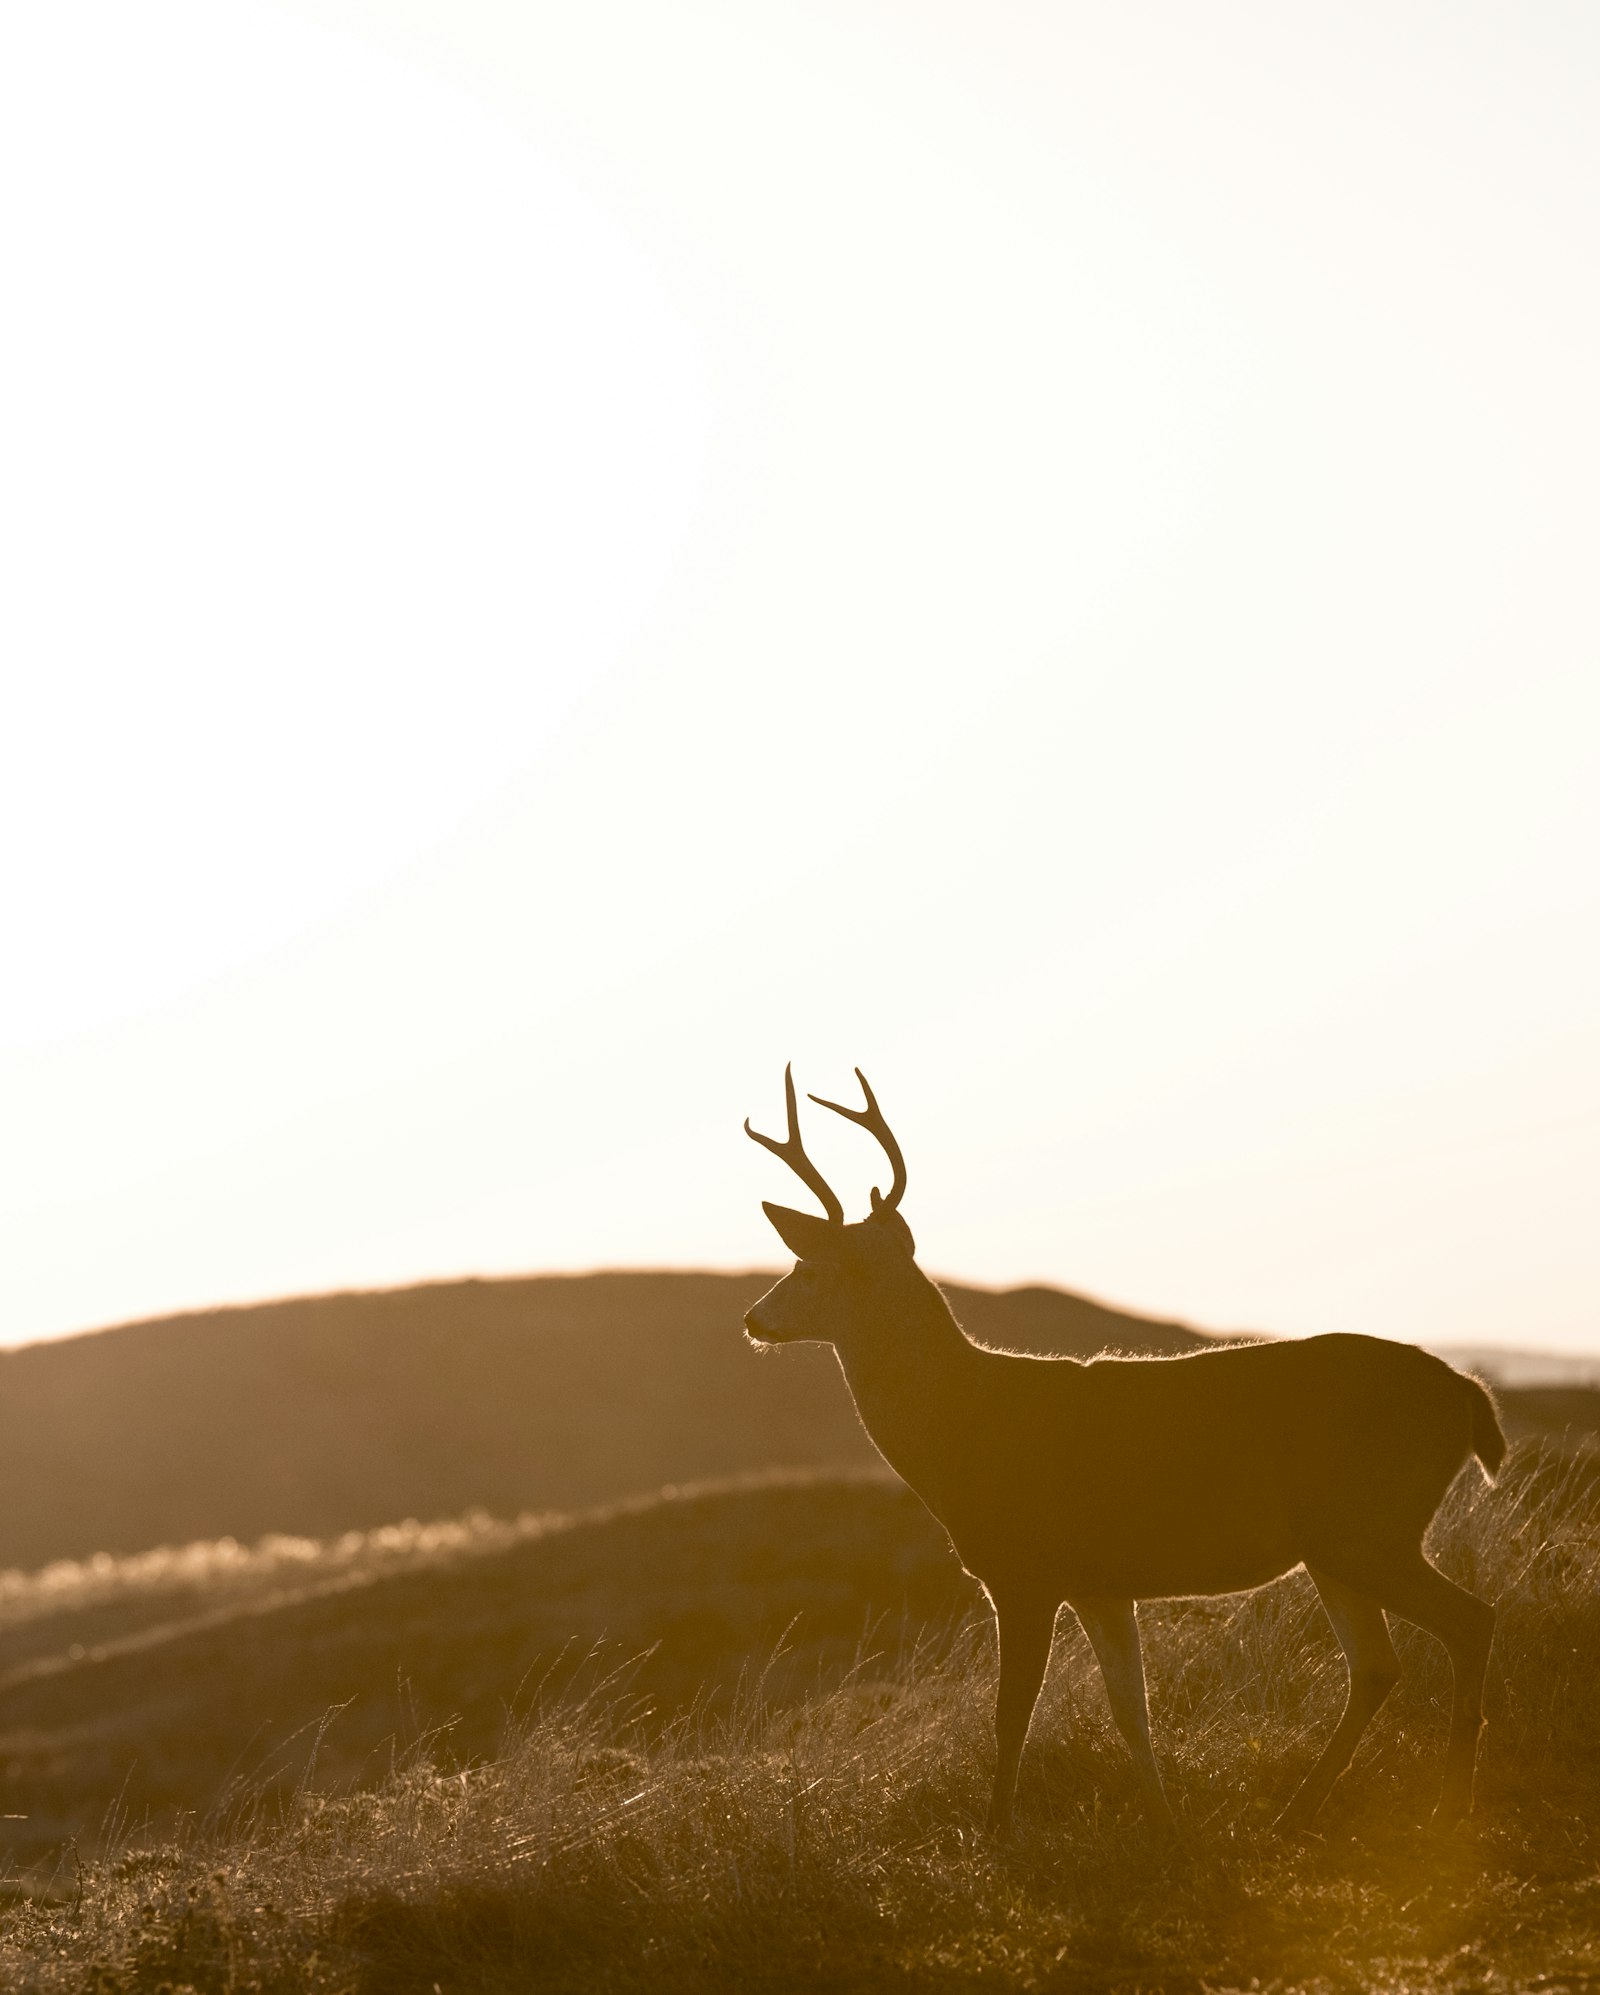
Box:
1464, 1372, 1507, 1483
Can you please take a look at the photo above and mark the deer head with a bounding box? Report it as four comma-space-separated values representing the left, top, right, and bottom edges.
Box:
743, 1064, 917, 1346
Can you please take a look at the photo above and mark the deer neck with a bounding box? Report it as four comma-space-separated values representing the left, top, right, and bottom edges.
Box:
832, 1277, 977, 1509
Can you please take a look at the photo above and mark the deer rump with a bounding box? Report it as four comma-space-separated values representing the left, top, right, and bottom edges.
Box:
938, 1331, 1503, 1606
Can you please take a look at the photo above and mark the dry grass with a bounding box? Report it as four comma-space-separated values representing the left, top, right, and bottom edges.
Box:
2, 1442, 1596, 1994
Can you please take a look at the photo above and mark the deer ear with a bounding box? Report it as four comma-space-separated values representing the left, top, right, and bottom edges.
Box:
869, 1189, 916, 1257
762, 1202, 841, 1260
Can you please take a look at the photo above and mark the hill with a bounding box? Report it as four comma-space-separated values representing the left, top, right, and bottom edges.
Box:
0, 1471, 973, 1861
0, 1273, 1209, 1569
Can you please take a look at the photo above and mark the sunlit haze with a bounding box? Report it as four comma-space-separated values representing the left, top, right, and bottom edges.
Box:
4, 0, 1597, 1353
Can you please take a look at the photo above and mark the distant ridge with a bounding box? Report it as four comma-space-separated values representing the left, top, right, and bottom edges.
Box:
0, 1271, 1207, 1569
1429, 1343, 1600, 1391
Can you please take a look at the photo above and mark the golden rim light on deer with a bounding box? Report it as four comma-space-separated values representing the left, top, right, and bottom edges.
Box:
743, 1065, 1503, 1837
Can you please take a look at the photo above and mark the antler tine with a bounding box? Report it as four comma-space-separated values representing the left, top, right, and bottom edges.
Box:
744, 1063, 845, 1225
808, 1067, 907, 1213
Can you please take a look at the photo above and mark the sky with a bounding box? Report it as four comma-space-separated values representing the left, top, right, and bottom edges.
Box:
3, 0, 1597, 1354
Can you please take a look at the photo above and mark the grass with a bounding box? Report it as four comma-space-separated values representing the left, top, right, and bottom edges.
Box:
0, 1473, 971, 1858
2, 1441, 1597, 1993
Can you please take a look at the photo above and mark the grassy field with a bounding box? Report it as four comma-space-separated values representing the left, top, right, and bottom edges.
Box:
0, 1473, 970, 1859
1, 1438, 1596, 1992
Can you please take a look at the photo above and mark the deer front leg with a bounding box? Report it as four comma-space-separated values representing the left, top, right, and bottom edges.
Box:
1073, 1595, 1175, 1830
986, 1590, 1058, 1837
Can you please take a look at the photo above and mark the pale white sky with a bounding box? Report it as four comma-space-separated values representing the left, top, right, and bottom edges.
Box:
3, 0, 1597, 1353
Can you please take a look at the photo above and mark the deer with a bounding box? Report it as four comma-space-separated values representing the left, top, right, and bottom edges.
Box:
743, 1065, 1504, 1838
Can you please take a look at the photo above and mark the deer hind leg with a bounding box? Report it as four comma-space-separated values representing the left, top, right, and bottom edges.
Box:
1073, 1596, 1175, 1830
1276, 1567, 1401, 1831
1370, 1554, 1495, 1829
986, 1591, 1057, 1838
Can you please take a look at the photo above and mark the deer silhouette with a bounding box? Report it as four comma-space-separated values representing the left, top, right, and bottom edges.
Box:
744, 1066, 1502, 1835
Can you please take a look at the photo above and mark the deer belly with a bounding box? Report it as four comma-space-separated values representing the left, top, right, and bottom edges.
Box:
1066, 1533, 1299, 1601
950, 1481, 1302, 1603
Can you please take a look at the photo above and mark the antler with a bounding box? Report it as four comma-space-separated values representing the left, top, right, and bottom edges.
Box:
808, 1068, 907, 1213
744, 1063, 845, 1225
